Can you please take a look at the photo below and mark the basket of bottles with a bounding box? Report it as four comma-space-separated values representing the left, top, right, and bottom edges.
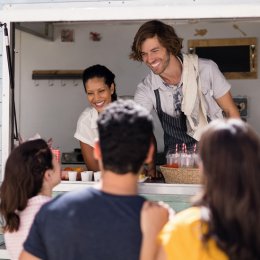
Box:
160, 165, 201, 184
160, 144, 201, 184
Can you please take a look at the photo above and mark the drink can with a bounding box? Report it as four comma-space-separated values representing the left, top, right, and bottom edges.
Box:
51, 148, 61, 163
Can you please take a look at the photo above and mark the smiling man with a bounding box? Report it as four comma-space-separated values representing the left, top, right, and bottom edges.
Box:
130, 20, 239, 158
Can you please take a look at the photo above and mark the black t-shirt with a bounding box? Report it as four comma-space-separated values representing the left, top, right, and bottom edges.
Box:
24, 187, 146, 260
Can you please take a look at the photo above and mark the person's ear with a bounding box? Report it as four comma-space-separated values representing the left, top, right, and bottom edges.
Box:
110, 83, 115, 95
93, 140, 102, 161
144, 143, 155, 164
43, 169, 52, 182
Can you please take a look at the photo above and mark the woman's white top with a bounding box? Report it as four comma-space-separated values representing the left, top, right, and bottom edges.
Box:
74, 107, 99, 147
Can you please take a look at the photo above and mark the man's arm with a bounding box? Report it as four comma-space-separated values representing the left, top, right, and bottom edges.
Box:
145, 133, 157, 178
134, 83, 160, 178
134, 83, 154, 114
19, 250, 41, 260
216, 91, 240, 118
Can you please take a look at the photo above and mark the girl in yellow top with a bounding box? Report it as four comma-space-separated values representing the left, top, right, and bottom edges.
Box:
140, 119, 260, 260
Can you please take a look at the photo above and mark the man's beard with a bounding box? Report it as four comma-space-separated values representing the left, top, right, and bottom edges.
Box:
152, 52, 170, 75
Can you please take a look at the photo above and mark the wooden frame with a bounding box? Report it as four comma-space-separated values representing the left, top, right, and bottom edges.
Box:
188, 38, 257, 79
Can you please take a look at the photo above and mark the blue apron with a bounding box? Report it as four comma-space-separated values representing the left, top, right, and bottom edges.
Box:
154, 89, 196, 154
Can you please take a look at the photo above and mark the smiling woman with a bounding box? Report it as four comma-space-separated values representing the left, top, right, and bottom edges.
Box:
74, 64, 118, 171
85, 77, 114, 113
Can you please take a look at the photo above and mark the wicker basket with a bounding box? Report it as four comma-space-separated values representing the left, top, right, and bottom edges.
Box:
160, 165, 201, 184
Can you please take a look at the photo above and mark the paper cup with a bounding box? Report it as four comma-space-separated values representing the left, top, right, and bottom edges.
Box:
81, 171, 93, 182
94, 171, 101, 182
68, 171, 77, 181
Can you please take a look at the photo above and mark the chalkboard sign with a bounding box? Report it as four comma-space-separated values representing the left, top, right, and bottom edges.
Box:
188, 38, 257, 79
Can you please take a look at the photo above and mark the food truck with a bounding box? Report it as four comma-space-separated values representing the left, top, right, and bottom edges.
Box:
0, 0, 260, 258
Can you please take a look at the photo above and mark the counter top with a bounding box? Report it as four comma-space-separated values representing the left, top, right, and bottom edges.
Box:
54, 181, 202, 195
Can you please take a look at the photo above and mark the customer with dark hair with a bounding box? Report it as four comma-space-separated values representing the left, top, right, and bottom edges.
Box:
0, 139, 61, 260
74, 64, 118, 171
140, 119, 260, 260
20, 99, 154, 260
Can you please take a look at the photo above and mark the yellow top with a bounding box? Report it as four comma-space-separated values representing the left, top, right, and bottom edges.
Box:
158, 207, 228, 260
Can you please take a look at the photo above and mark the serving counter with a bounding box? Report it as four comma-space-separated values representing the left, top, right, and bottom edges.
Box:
53, 181, 202, 212
54, 181, 201, 195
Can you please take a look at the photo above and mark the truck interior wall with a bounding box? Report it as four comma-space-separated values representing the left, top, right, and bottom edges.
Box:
14, 20, 260, 154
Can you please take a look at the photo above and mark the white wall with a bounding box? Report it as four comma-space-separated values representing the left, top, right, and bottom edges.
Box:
15, 20, 260, 153
15, 22, 152, 152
